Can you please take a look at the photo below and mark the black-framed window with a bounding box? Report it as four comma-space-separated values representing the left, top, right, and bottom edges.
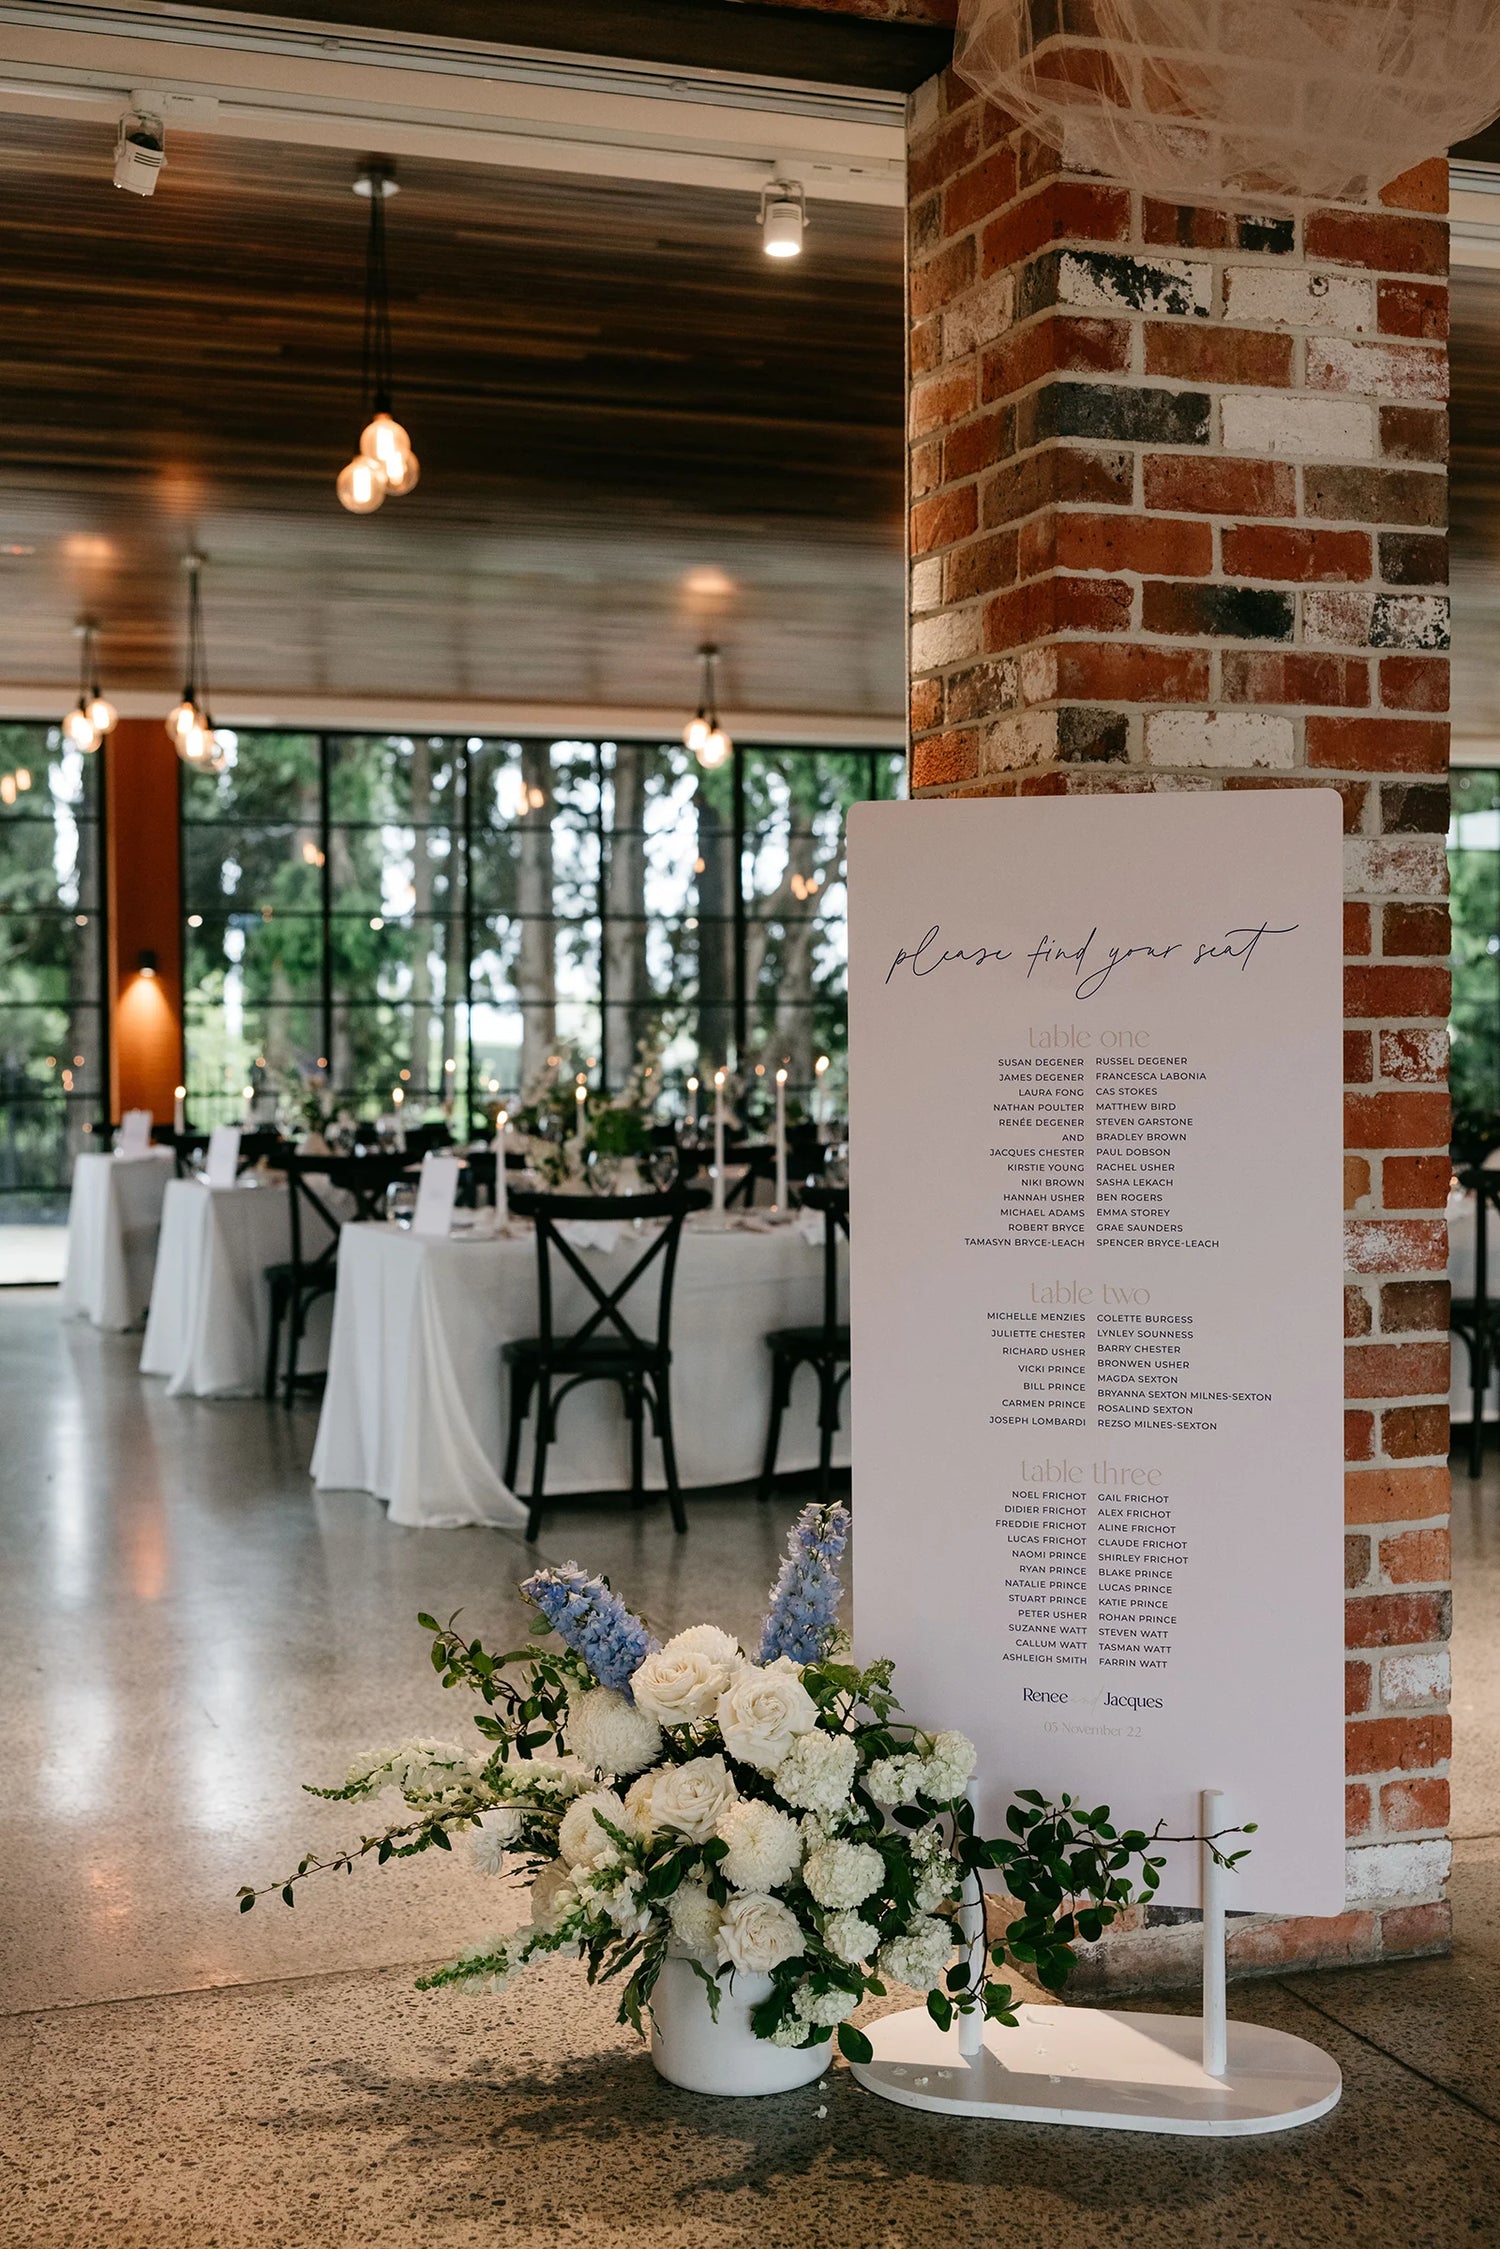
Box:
0, 723, 108, 1213
180, 731, 902, 1127
1451, 767, 1499, 1114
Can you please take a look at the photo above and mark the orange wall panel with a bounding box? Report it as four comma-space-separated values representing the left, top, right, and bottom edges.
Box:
105, 718, 182, 1122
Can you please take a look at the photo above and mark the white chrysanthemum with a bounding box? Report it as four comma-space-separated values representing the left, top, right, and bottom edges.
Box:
664, 1623, 742, 1667
646, 1754, 738, 1844
566, 1686, 663, 1778
864, 1753, 924, 1808
804, 1838, 884, 1911
471, 1807, 523, 1874
529, 1859, 580, 1933
667, 1881, 722, 1961
919, 1731, 977, 1802
717, 1892, 806, 1975
716, 1660, 819, 1773
793, 1982, 861, 2027
768, 2017, 811, 2048
775, 1729, 858, 1818
558, 1788, 626, 1868
878, 1914, 953, 1992
823, 1909, 879, 1964
631, 1643, 738, 1729
716, 1798, 804, 1892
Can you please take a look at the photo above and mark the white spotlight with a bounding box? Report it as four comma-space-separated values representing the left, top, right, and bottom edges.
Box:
759, 180, 807, 260
114, 103, 166, 197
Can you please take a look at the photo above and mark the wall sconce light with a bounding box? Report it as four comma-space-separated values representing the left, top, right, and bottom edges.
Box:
137, 949, 158, 978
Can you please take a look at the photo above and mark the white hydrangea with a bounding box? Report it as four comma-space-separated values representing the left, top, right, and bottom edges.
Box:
878, 1915, 953, 1992
470, 1807, 523, 1875
716, 1892, 806, 1975
863, 1753, 924, 1809
716, 1798, 804, 1892
911, 1828, 962, 1913
631, 1643, 739, 1729
663, 1623, 742, 1668
823, 1910, 879, 1964
716, 1660, 819, 1773
667, 1881, 723, 1961
803, 1839, 884, 1911
768, 2018, 811, 2048
775, 1729, 858, 1818
566, 1687, 663, 1778
919, 1731, 977, 1801
793, 1983, 861, 2028
558, 1788, 626, 1868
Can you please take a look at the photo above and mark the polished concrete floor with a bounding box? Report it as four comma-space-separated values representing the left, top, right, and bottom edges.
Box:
3, 1292, 1499, 2246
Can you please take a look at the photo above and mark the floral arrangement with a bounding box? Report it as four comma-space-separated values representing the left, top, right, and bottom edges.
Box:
241, 1505, 1247, 2063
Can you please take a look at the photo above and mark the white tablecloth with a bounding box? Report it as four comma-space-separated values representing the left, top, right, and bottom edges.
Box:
311, 1217, 850, 1529
139, 1177, 333, 1398
59, 1150, 174, 1329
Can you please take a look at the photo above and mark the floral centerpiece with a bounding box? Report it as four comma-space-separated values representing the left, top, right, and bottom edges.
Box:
241, 1505, 1247, 2091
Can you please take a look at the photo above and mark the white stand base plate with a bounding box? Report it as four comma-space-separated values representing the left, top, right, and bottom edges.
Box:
849, 2004, 1342, 2136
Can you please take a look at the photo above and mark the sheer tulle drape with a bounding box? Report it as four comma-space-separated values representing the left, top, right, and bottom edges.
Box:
954, 0, 1500, 198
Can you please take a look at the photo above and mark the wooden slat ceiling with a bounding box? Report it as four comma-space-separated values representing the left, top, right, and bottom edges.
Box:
0, 112, 906, 725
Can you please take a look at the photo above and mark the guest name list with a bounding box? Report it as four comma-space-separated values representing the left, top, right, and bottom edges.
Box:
849, 793, 1346, 1914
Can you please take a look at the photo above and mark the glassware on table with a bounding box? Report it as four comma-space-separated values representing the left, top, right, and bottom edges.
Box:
384, 1179, 418, 1228
647, 1148, 680, 1191
823, 1141, 850, 1187
587, 1152, 621, 1195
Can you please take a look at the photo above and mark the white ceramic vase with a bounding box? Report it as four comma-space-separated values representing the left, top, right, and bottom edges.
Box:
649, 1955, 826, 2096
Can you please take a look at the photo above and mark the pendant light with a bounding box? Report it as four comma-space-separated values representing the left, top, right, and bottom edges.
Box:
166, 553, 227, 774
63, 621, 117, 753
684, 643, 732, 769
336, 160, 419, 512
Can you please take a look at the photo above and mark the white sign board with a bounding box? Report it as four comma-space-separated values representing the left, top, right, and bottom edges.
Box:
205, 1124, 243, 1190
116, 1108, 153, 1157
412, 1152, 461, 1237
848, 792, 1345, 1914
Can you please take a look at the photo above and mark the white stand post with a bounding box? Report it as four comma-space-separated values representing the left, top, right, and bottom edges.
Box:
848, 1783, 1341, 2136
1201, 1787, 1228, 2080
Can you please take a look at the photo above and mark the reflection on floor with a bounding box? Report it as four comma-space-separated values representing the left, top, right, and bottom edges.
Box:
4, 1293, 1499, 2247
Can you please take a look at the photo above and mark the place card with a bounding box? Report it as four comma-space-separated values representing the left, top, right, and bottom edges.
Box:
412, 1153, 461, 1237
205, 1124, 243, 1189
116, 1109, 153, 1157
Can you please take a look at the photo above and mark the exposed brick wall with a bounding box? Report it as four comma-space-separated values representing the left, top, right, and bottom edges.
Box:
908, 69, 1453, 1981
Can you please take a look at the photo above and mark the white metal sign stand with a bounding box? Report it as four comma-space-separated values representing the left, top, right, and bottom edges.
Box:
849, 1788, 1341, 2134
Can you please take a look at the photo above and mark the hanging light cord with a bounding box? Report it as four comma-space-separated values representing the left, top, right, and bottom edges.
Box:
76, 623, 93, 711
185, 557, 210, 718
361, 175, 395, 421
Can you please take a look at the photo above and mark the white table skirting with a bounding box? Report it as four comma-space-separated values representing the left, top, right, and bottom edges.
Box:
140, 1177, 332, 1398
59, 1150, 173, 1330
311, 1217, 850, 1529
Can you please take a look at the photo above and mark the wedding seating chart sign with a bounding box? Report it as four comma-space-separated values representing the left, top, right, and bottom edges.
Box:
848, 792, 1345, 1913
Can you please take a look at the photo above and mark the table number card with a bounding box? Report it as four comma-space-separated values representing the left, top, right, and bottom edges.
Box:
848, 791, 1345, 1914
412, 1153, 461, 1237
117, 1109, 153, 1157
205, 1124, 242, 1190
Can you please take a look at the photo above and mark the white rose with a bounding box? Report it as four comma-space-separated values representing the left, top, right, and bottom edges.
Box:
804, 1839, 885, 1911
566, 1686, 663, 1778
716, 1892, 806, 1975
775, 1729, 858, 1818
529, 1859, 579, 1933
631, 1644, 737, 1729
716, 1798, 804, 1892
558, 1788, 627, 1867
667, 1881, 723, 1961
471, 1807, 522, 1875
624, 1770, 659, 1838
646, 1754, 738, 1843
823, 1909, 879, 1964
716, 1660, 819, 1773
664, 1624, 742, 1667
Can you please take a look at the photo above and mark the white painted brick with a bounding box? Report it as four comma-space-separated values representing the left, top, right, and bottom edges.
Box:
1018, 645, 1058, 707
1058, 249, 1212, 317
1223, 266, 1376, 332
1303, 590, 1373, 646
944, 272, 1015, 359
1344, 1838, 1451, 1907
1221, 391, 1374, 461
907, 77, 942, 139
911, 606, 982, 672
1145, 710, 1295, 769
1380, 1650, 1451, 1709
1344, 838, 1450, 900
981, 709, 1059, 772
910, 557, 943, 614
1307, 338, 1449, 403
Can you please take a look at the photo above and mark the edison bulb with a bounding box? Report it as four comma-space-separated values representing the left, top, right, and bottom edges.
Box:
64, 704, 100, 753
14, 768, 30, 790
360, 412, 411, 471
337, 453, 387, 514
683, 713, 710, 754
86, 694, 117, 735
383, 448, 419, 495
166, 699, 195, 745
697, 726, 732, 769
179, 717, 210, 763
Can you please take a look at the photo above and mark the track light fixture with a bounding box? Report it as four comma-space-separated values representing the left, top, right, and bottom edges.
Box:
165, 554, 227, 774
684, 644, 732, 769
63, 622, 117, 753
337, 160, 419, 513
114, 97, 166, 197
759, 179, 807, 259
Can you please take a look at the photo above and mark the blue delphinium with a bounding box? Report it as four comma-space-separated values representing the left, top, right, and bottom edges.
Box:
521, 1563, 657, 1694
756, 1501, 851, 1665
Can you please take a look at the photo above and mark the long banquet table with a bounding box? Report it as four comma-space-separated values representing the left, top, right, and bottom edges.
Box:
60, 1148, 174, 1329
140, 1175, 332, 1397
311, 1214, 850, 1529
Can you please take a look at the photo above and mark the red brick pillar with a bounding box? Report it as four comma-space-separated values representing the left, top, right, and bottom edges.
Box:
908, 71, 1452, 1979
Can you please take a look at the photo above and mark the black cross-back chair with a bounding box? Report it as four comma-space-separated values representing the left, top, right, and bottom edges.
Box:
758, 1181, 850, 1505
263, 1150, 411, 1405
503, 1186, 710, 1541
1451, 1164, 1500, 1478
